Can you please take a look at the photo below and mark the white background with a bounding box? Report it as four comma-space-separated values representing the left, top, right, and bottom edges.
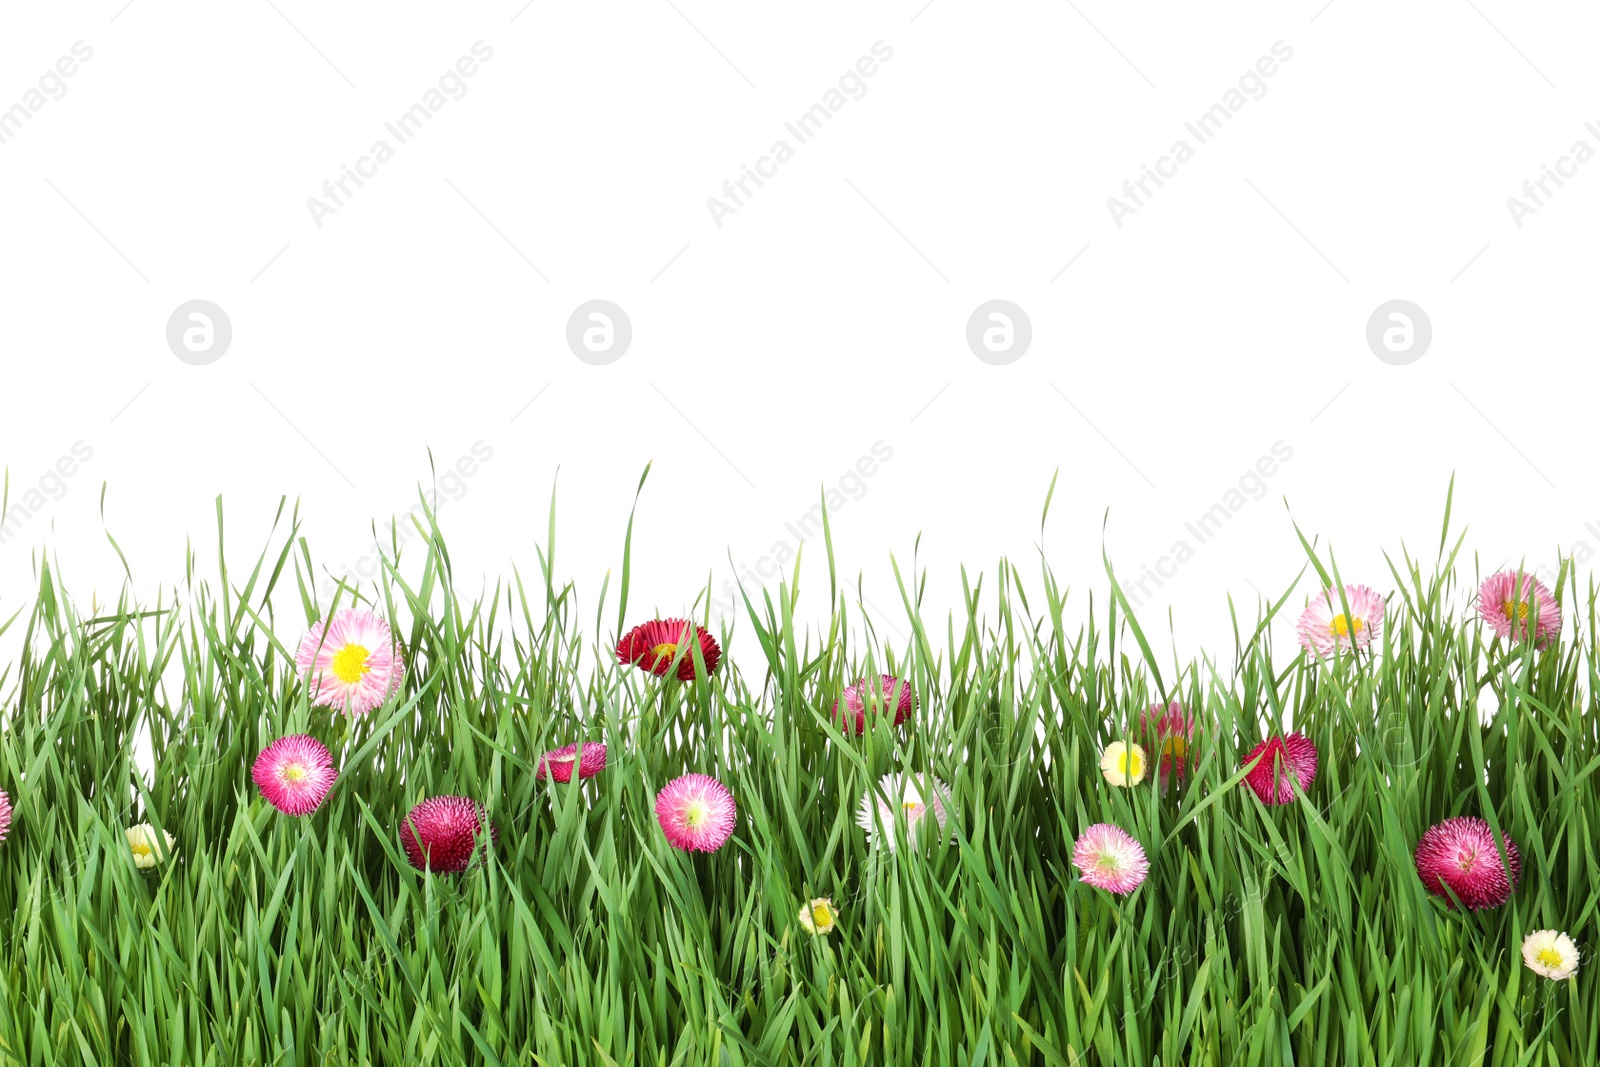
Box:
0, 0, 1594, 667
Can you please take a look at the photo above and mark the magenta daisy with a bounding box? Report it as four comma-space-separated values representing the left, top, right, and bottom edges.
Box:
856, 773, 952, 852
617, 619, 722, 680
251, 734, 337, 816
1071, 823, 1150, 895
0, 789, 12, 845
655, 774, 736, 852
1414, 816, 1521, 910
1241, 733, 1318, 804
833, 674, 915, 735
399, 796, 496, 873
1297, 583, 1385, 657
1479, 570, 1560, 646
296, 608, 405, 715
1141, 701, 1196, 786
536, 742, 607, 783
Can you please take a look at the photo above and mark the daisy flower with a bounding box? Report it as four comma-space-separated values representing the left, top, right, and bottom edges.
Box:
856, 773, 952, 852
798, 897, 838, 936
617, 619, 722, 680
1414, 815, 1520, 910
833, 674, 915, 735
399, 796, 496, 873
1099, 741, 1147, 787
1071, 823, 1150, 895
0, 789, 12, 845
1241, 733, 1318, 804
1522, 930, 1580, 980
296, 608, 405, 715
536, 742, 607, 784
127, 823, 175, 869
252, 734, 337, 816
1297, 583, 1385, 657
1141, 702, 1195, 786
1479, 571, 1561, 646
655, 774, 737, 852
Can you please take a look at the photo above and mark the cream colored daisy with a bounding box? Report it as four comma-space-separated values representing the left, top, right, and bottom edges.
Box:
798, 897, 838, 936
126, 823, 175, 869
1522, 929, 1580, 979
1099, 741, 1147, 787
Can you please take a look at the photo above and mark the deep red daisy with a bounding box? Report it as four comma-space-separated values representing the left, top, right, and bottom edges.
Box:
616, 619, 722, 680
536, 742, 607, 783
1240, 732, 1318, 804
399, 796, 497, 873
1414, 816, 1521, 910
832, 674, 915, 735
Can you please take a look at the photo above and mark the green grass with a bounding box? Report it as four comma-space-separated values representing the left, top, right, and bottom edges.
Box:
0, 482, 1594, 1066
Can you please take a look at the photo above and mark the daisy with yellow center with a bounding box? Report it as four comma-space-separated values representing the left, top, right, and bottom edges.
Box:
296, 609, 405, 715
126, 823, 175, 870
1522, 929, 1580, 979
1296, 584, 1386, 658
798, 897, 838, 936
1100, 741, 1146, 787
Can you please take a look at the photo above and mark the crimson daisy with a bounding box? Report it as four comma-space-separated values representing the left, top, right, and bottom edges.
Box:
1241, 732, 1318, 804
536, 742, 607, 783
1414, 816, 1520, 910
252, 734, 337, 816
399, 796, 497, 873
833, 674, 915, 735
616, 619, 722, 680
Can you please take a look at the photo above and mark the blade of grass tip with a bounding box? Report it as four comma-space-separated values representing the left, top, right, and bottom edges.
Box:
616, 463, 651, 639
1101, 510, 1166, 706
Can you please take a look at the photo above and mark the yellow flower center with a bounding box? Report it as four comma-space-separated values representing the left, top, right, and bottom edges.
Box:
651, 642, 678, 660
682, 800, 708, 827
1328, 614, 1363, 638
330, 644, 371, 684
1121, 749, 1143, 777
811, 903, 834, 928
1537, 946, 1566, 968
282, 763, 306, 782
130, 841, 152, 858
1163, 737, 1187, 760
1503, 600, 1530, 622
903, 801, 924, 816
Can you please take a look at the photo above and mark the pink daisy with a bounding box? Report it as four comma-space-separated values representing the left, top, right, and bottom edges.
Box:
1479, 571, 1560, 646
617, 619, 722, 681
1241, 733, 1318, 804
0, 789, 12, 845
399, 796, 496, 873
251, 734, 337, 816
655, 774, 736, 852
1414, 816, 1521, 910
833, 675, 915, 735
1297, 583, 1385, 657
296, 608, 405, 715
1071, 823, 1150, 895
536, 742, 607, 783
856, 773, 952, 852
1141, 701, 1196, 786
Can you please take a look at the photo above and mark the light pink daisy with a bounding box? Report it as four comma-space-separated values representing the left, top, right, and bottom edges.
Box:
400, 796, 496, 873
1297, 583, 1385, 657
833, 674, 915, 735
1141, 701, 1196, 787
251, 734, 337, 816
856, 773, 952, 852
1479, 571, 1561, 646
536, 742, 607, 783
655, 774, 736, 852
1414, 815, 1520, 910
1071, 823, 1150, 895
296, 608, 405, 715
1241, 733, 1318, 805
